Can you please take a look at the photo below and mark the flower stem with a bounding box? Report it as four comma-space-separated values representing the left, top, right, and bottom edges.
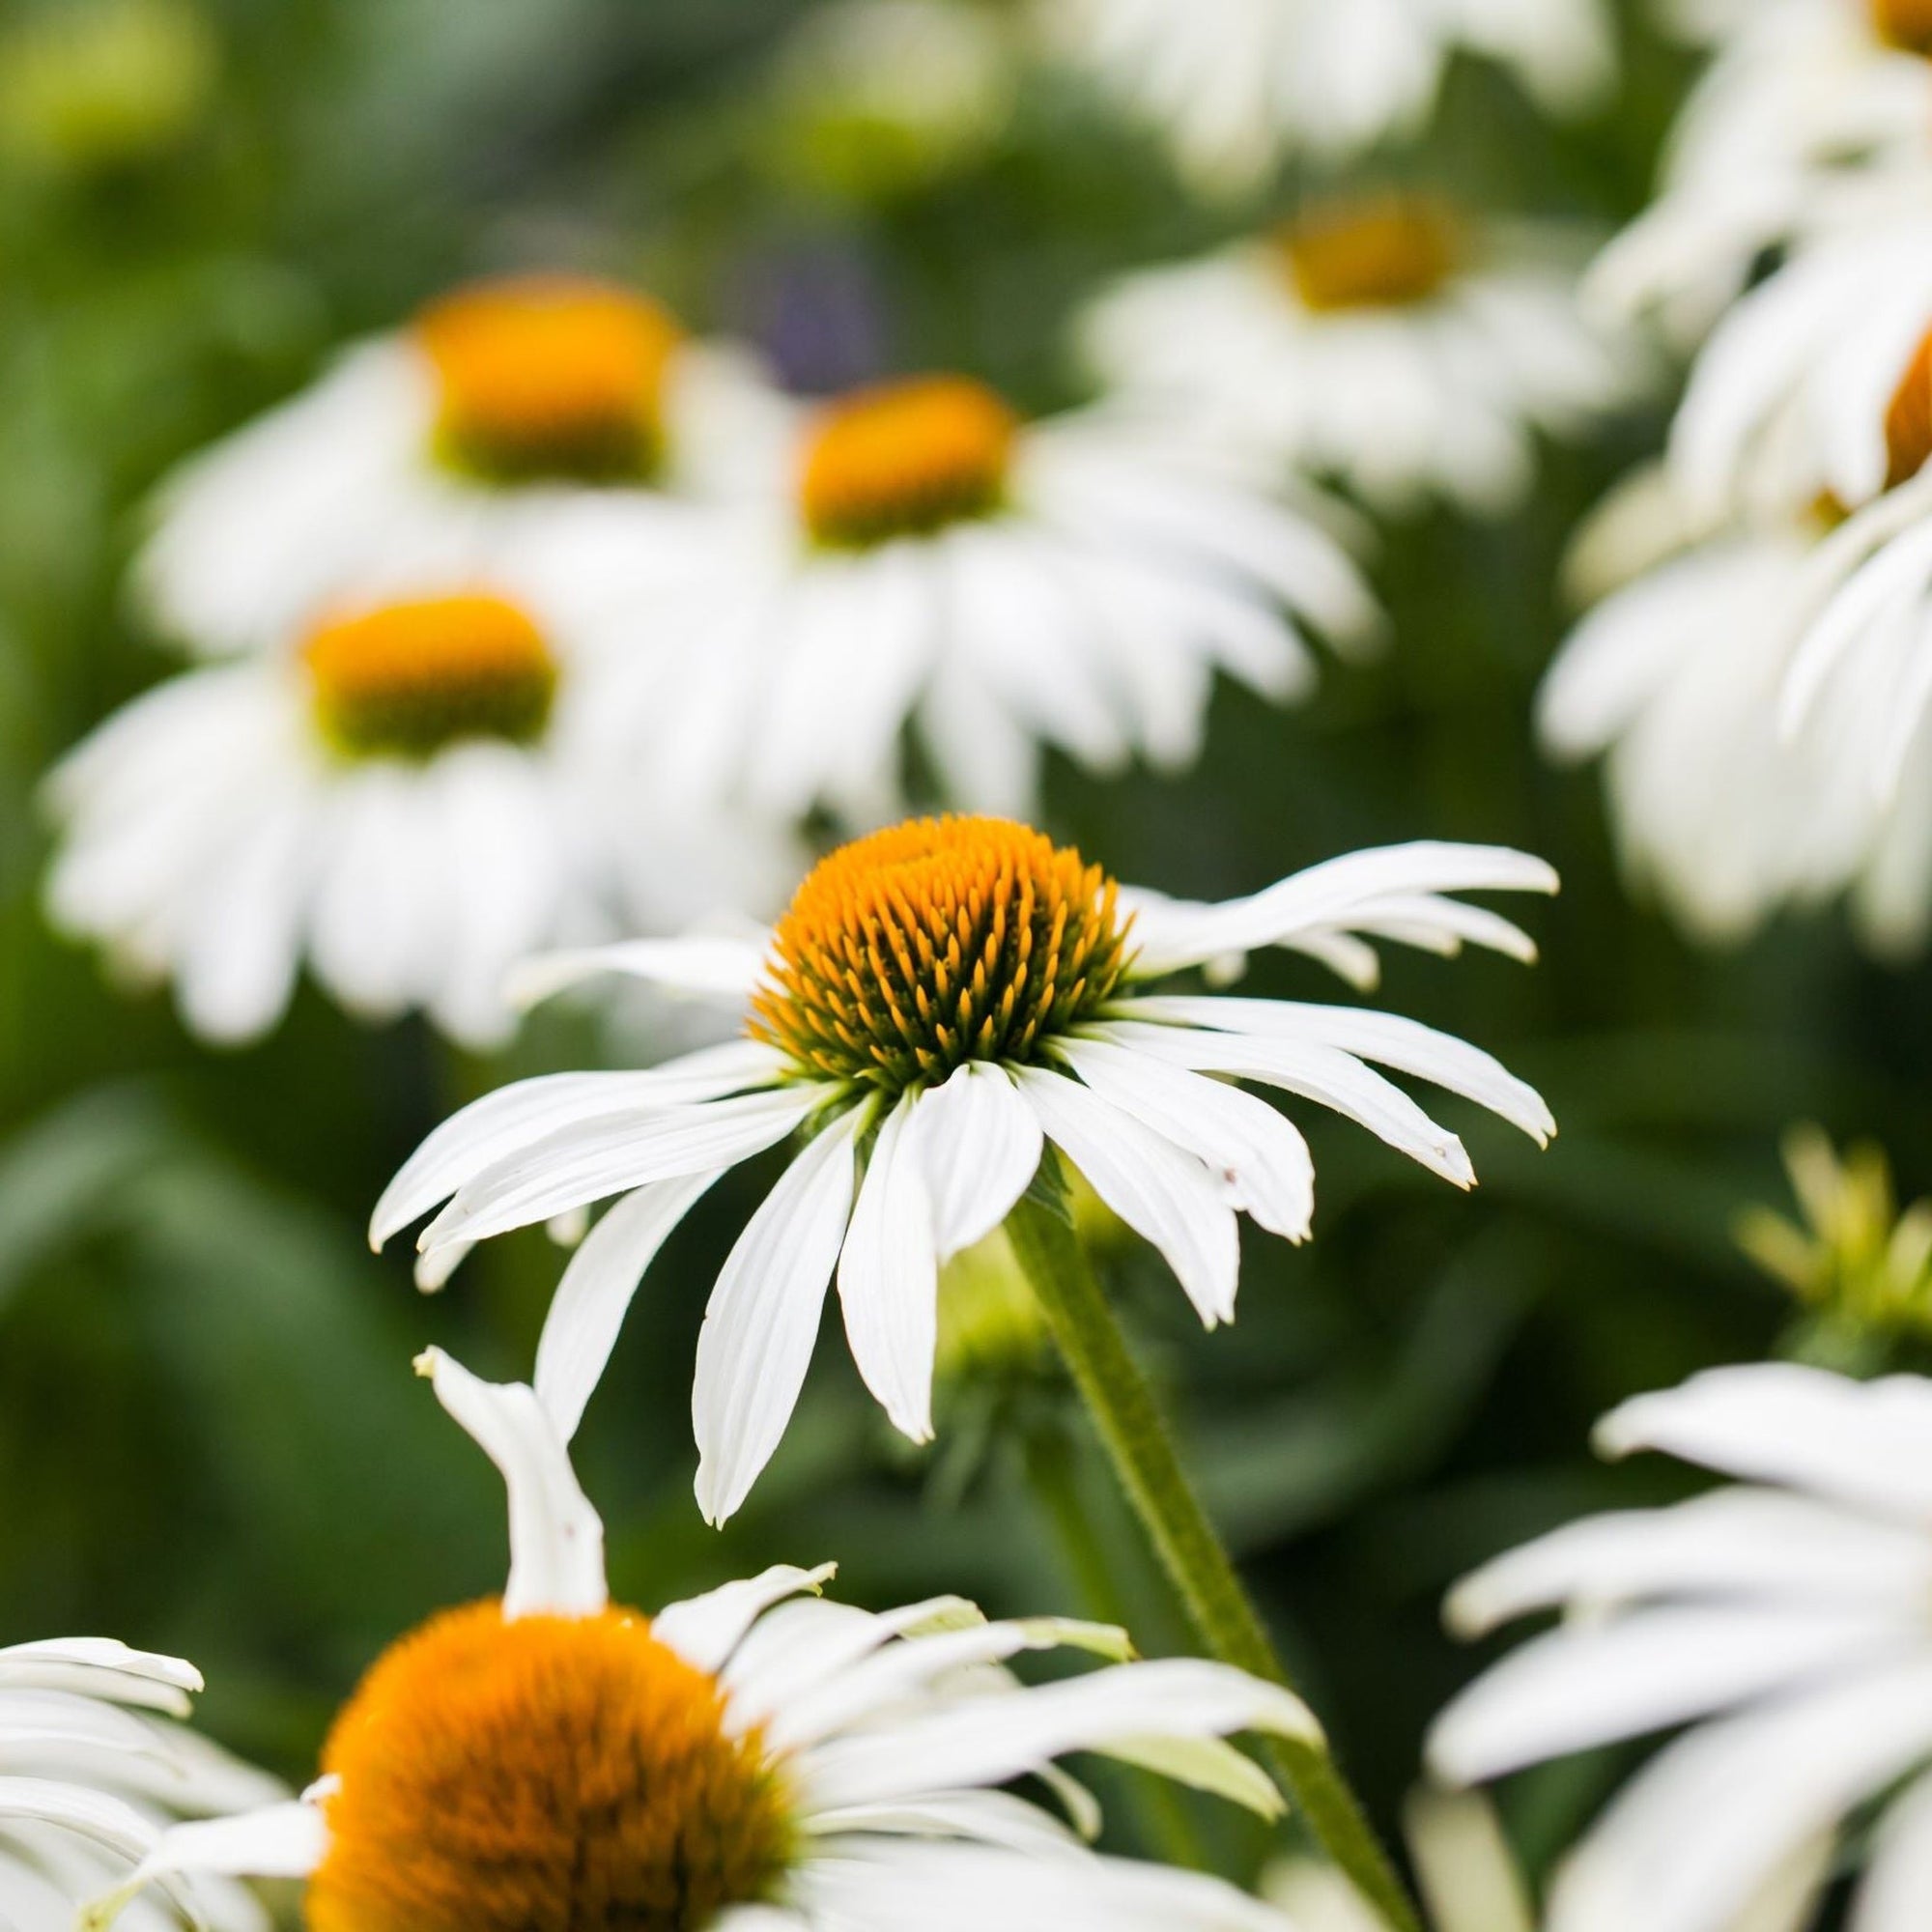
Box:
1006, 1187, 1421, 1932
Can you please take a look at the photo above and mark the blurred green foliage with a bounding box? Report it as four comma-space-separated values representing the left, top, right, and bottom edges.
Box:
0, 0, 1918, 1905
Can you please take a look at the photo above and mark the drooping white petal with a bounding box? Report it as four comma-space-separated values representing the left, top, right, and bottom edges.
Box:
1012, 1066, 1239, 1326
654, 1563, 840, 1677
534, 1170, 724, 1440
802, 1789, 1088, 1858
1053, 1036, 1315, 1240
504, 933, 772, 1010
370, 1040, 785, 1247
0, 1641, 201, 1715
838, 1095, 941, 1444
415, 1348, 606, 1620
1122, 997, 1554, 1145
81, 1800, 327, 1932
800, 1658, 1317, 1812
1428, 1603, 1917, 1785
421, 1085, 824, 1254
693, 1110, 867, 1526
905, 1064, 1044, 1260
1595, 1364, 1932, 1522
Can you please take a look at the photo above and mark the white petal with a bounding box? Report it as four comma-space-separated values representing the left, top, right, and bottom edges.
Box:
800, 1658, 1317, 1811
1548, 1660, 1932, 1932
534, 1171, 723, 1440
694, 1110, 867, 1526
838, 1095, 941, 1444
1428, 1603, 1917, 1785
415, 1348, 606, 1619
1012, 1066, 1239, 1326
1595, 1364, 1932, 1522
505, 934, 772, 1010
1445, 1488, 1932, 1636
905, 1064, 1043, 1261
422, 1086, 823, 1253
1053, 1036, 1314, 1240
370, 1041, 784, 1247
653, 1563, 839, 1677
82, 1801, 326, 1932
1851, 1763, 1932, 1932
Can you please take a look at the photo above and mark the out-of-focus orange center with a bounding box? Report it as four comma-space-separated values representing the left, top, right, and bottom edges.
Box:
1886, 327, 1932, 489
749, 814, 1130, 1090
416, 277, 684, 485
797, 375, 1017, 550
302, 594, 558, 760
307, 1600, 792, 1932
1280, 195, 1463, 312
1874, 0, 1932, 54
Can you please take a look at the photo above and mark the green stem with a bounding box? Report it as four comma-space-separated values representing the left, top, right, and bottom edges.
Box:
1006, 1189, 1421, 1932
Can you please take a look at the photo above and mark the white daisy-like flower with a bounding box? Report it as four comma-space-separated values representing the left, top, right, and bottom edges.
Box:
1588, 2, 1932, 345
137, 272, 784, 657
1537, 499, 1932, 949
44, 567, 797, 1048
598, 372, 1384, 823
1039, 0, 1614, 193
1426, 1361, 1932, 1932
90, 1346, 1326, 1932
0, 1630, 284, 1932
372, 814, 1556, 1523
1081, 195, 1634, 519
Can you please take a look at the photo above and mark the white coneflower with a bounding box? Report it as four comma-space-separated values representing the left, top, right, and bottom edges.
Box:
90, 1348, 1324, 1932
1082, 193, 1634, 518
1040, 0, 1613, 193
372, 814, 1555, 1522
0, 1631, 283, 1932
136, 273, 784, 656
1589, 2, 1932, 344
1430, 1362, 1932, 1932
585, 371, 1382, 824
45, 570, 797, 1047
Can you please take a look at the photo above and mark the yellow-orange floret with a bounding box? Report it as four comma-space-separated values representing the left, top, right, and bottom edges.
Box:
1874, 0, 1932, 54
798, 375, 1017, 550
1280, 194, 1463, 313
1887, 327, 1932, 490
416, 276, 684, 485
749, 815, 1131, 1090
302, 594, 558, 760
307, 1600, 793, 1932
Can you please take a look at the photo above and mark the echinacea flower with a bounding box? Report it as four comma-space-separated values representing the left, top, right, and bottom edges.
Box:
45, 570, 796, 1046
595, 373, 1382, 823
0, 1630, 283, 1932
1429, 1362, 1932, 1932
90, 1347, 1325, 1932
1589, 1, 1932, 344
1082, 194, 1634, 518
136, 273, 784, 656
374, 814, 1556, 1522
1040, 0, 1613, 192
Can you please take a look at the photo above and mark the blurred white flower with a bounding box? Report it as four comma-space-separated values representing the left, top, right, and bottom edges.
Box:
91, 1347, 1321, 1932
1041, 0, 1614, 193
137, 273, 785, 656
373, 814, 1554, 1522
45, 570, 797, 1047
1538, 497, 1932, 951
1430, 1361, 1932, 1932
1083, 196, 1635, 518
591, 374, 1383, 824
1589, 2, 1932, 344
0, 1632, 284, 1932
